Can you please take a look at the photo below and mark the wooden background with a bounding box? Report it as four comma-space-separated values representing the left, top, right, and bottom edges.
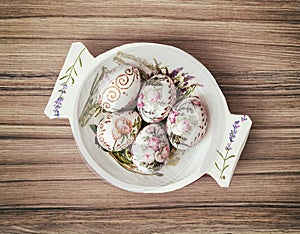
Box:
1, 0, 299, 233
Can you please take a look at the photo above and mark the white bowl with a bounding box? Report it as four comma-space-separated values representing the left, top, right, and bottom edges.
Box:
45, 42, 252, 193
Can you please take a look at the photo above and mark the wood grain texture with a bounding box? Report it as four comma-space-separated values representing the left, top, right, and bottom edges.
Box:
0, 0, 299, 233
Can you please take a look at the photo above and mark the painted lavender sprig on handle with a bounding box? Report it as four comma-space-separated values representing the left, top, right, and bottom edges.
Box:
53, 83, 68, 117
215, 118, 246, 180
53, 47, 86, 117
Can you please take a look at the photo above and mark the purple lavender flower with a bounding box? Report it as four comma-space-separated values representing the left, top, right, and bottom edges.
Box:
53, 97, 62, 115
225, 143, 232, 151
62, 83, 68, 89
58, 83, 68, 94
228, 121, 240, 143
53, 105, 60, 117
53, 111, 60, 117
169, 67, 183, 79
54, 96, 64, 104
241, 115, 247, 122
229, 134, 234, 143
227, 120, 240, 145
183, 75, 194, 82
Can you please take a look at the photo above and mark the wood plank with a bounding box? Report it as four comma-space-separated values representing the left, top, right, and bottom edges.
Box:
0, 139, 82, 165
218, 71, 300, 96
0, 159, 299, 182
0, 18, 299, 47
0, 164, 94, 182
0, 125, 73, 139
1, 0, 299, 22
0, 39, 299, 76
0, 206, 299, 233
242, 133, 300, 160
0, 174, 299, 207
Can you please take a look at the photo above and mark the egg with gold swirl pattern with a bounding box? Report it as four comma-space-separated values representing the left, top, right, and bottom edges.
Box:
98, 65, 141, 112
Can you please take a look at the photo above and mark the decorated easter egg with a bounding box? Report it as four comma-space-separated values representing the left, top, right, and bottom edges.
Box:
137, 74, 176, 123
98, 65, 141, 112
166, 96, 208, 150
97, 110, 142, 151
131, 123, 170, 174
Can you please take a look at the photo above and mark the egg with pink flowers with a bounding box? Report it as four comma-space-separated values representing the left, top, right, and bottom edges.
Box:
166, 96, 208, 150
137, 74, 176, 123
131, 123, 170, 174
97, 110, 142, 151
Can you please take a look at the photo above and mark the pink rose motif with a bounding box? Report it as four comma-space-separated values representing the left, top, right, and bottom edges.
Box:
179, 119, 192, 133
165, 125, 169, 132
112, 117, 132, 140
168, 110, 179, 124
144, 153, 155, 164
148, 137, 160, 151
133, 152, 154, 164
146, 126, 155, 133
161, 145, 170, 160
137, 93, 144, 108
155, 145, 169, 162
191, 98, 202, 106
147, 89, 161, 103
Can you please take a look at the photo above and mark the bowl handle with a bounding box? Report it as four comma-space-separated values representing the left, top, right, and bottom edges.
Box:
207, 114, 252, 187
44, 42, 95, 120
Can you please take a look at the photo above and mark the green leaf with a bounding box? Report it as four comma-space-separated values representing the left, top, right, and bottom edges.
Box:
133, 118, 139, 128
216, 150, 225, 160
215, 162, 221, 172
174, 75, 182, 82
74, 68, 78, 76
94, 136, 101, 147
111, 151, 132, 165
59, 74, 69, 80
71, 76, 75, 84
65, 66, 73, 73
94, 106, 103, 117
79, 56, 82, 67
225, 155, 236, 161
89, 124, 98, 134
223, 165, 229, 171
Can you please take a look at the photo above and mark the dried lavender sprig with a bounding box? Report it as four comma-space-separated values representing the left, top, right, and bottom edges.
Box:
79, 67, 108, 127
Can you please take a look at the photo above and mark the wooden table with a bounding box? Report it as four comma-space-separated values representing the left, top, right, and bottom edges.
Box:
1, 1, 299, 233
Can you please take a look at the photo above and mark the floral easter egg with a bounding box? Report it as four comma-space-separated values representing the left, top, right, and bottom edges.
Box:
98, 65, 141, 112
166, 96, 208, 150
97, 110, 142, 151
131, 124, 170, 174
137, 74, 176, 123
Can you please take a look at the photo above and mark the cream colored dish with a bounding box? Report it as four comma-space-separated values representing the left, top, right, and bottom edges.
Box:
45, 42, 252, 193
